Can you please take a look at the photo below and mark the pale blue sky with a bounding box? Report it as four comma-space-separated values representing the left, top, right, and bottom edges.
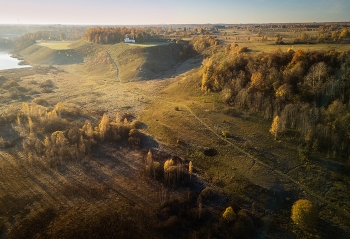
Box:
1, 0, 349, 25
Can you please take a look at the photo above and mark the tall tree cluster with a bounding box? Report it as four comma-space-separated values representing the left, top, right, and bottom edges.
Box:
202, 45, 350, 160
82, 27, 151, 44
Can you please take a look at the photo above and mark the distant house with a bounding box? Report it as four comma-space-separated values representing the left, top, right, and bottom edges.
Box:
124, 36, 136, 43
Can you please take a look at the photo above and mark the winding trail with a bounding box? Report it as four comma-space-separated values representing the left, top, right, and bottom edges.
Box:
177, 102, 350, 220
96, 44, 120, 82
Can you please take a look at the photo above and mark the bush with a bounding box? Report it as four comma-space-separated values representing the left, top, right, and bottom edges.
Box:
221, 130, 231, 138
131, 120, 143, 129
174, 106, 179, 111
291, 199, 317, 230
222, 206, 236, 223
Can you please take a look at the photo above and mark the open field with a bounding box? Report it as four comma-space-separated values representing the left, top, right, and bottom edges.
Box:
215, 28, 350, 53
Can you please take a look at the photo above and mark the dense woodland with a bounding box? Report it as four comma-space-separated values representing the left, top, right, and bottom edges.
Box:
82, 27, 152, 44
201, 45, 350, 161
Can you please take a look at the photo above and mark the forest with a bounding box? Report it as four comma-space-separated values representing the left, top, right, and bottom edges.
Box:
82, 27, 152, 44
201, 45, 350, 162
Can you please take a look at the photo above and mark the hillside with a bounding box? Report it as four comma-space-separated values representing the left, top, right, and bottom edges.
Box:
139, 47, 350, 238
18, 41, 190, 83
19, 41, 87, 65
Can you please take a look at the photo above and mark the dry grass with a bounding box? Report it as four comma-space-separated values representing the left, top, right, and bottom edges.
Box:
37, 41, 77, 50
218, 28, 350, 53
139, 56, 350, 234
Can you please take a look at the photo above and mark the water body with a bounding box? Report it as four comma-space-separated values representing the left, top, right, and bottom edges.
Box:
0, 51, 31, 70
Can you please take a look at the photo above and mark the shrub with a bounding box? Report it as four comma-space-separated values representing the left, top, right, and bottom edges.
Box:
174, 106, 179, 111
291, 199, 317, 230
221, 130, 230, 138
131, 120, 143, 129
222, 206, 236, 223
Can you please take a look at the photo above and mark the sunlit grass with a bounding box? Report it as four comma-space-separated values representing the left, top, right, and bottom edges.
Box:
125, 42, 168, 48
37, 41, 76, 50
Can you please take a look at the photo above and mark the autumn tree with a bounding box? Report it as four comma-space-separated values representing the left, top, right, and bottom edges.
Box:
222, 206, 236, 223
99, 113, 109, 141
55, 102, 64, 118
188, 161, 193, 180
82, 120, 94, 138
270, 115, 281, 140
304, 62, 328, 94
291, 199, 317, 230
248, 72, 266, 92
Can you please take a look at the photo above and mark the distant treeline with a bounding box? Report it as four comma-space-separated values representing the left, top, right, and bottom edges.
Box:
202, 45, 350, 160
82, 27, 151, 44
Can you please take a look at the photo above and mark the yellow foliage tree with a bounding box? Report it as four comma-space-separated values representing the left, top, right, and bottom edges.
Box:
21, 102, 29, 116
189, 161, 193, 179
55, 102, 64, 118
82, 120, 94, 138
28, 116, 34, 135
115, 113, 121, 123
275, 84, 291, 101
270, 115, 280, 140
291, 199, 317, 230
46, 109, 59, 122
99, 113, 110, 141
164, 158, 175, 172
248, 72, 265, 92
222, 206, 236, 222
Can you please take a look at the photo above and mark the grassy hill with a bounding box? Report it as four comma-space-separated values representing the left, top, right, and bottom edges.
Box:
103, 42, 185, 82
19, 41, 186, 82
19, 41, 87, 65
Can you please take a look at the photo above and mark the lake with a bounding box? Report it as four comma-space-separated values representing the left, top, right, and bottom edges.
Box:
0, 51, 31, 70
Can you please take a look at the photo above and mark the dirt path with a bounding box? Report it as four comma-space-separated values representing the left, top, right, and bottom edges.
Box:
96, 44, 120, 82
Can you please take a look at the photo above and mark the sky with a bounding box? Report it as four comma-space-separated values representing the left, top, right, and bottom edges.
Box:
1, 0, 349, 25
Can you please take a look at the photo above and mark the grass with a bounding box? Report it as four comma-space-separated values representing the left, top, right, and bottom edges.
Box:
126, 42, 169, 48
102, 43, 145, 82
20, 42, 86, 65
139, 60, 350, 234
37, 41, 77, 50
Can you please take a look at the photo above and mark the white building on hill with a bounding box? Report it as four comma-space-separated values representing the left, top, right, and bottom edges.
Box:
124, 36, 136, 43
